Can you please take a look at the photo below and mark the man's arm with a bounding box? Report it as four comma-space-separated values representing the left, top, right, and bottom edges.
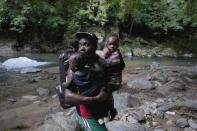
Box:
64, 69, 107, 105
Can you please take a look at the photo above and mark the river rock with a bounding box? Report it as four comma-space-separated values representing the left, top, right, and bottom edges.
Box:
146, 70, 168, 84
7, 98, 17, 103
124, 51, 133, 59
22, 95, 39, 101
176, 118, 188, 128
2, 57, 49, 70
0, 44, 15, 57
154, 128, 165, 131
27, 78, 38, 84
160, 48, 177, 57
113, 92, 141, 111
152, 121, 160, 127
166, 119, 176, 127
36, 88, 50, 97
131, 110, 145, 122
43, 119, 64, 131
150, 62, 161, 70
45, 111, 81, 131
168, 127, 180, 131
183, 53, 193, 57
188, 119, 197, 130
127, 79, 154, 90
180, 100, 197, 110
166, 79, 186, 91
183, 127, 194, 131
121, 115, 138, 124
142, 102, 158, 116
157, 79, 185, 95
133, 48, 148, 57
119, 109, 145, 123
106, 121, 148, 131
158, 99, 197, 112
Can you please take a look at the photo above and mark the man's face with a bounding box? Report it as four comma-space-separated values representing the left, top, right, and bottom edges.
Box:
78, 38, 96, 55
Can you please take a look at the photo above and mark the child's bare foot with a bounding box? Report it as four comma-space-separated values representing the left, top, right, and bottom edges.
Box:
109, 108, 117, 121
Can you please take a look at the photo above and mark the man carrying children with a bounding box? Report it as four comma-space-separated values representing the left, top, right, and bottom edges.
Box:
62, 32, 125, 131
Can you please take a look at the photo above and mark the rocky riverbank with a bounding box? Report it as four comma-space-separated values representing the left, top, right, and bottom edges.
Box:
1, 36, 196, 58
0, 62, 197, 131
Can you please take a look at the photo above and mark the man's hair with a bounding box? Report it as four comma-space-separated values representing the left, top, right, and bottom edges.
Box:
76, 32, 98, 46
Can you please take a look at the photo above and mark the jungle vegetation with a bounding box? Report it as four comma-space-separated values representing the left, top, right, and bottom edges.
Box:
0, 0, 196, 53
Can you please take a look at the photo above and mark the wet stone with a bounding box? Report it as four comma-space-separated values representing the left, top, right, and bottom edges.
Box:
176, 118, 188, 128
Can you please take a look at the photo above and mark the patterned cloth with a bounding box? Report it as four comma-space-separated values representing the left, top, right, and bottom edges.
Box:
104, 49, 125, 92
73, 67, 101, 97
73, 67, 108, 119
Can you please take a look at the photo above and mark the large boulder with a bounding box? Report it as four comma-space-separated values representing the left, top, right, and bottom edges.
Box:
44, 111, 81, 131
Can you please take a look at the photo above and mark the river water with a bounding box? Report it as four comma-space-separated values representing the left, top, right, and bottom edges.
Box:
0, 53, 197, 72
0, 53, 196, 102
125, 57, 197, 67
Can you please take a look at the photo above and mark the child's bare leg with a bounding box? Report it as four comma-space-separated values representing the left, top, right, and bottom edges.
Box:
108, 94, 117, 121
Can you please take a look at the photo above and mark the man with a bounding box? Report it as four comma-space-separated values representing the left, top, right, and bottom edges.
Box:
64, 32, 108, 131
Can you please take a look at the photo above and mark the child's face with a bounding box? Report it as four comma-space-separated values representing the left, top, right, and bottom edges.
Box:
69, 59, 77, 72
107, 36, 119, 52
69, 54, 86, 72
69, 56, 78, 72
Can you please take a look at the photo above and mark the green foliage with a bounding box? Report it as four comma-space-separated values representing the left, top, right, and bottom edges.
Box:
141, 0, 186, 32
0, 0, 196, 49
45, 16, 65, 30
66, 18, 80, 33
10, 15, 27, 33
74, 0, 109, 28
105, 0, 197, 34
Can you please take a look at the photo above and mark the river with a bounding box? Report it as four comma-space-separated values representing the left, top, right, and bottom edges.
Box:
1, 53, 197, 72
0, 53, 197, 102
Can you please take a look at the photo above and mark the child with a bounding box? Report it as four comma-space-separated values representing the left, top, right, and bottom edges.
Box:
63, 52, 110, 119
104, 33, 125, 92
57, 40, 78, 109
100, 33, 125, 121
68, 52, 101, 97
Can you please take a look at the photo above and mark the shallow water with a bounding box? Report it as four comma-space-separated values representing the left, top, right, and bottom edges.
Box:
125, 57, 197, 67
1, 53, 197, 72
